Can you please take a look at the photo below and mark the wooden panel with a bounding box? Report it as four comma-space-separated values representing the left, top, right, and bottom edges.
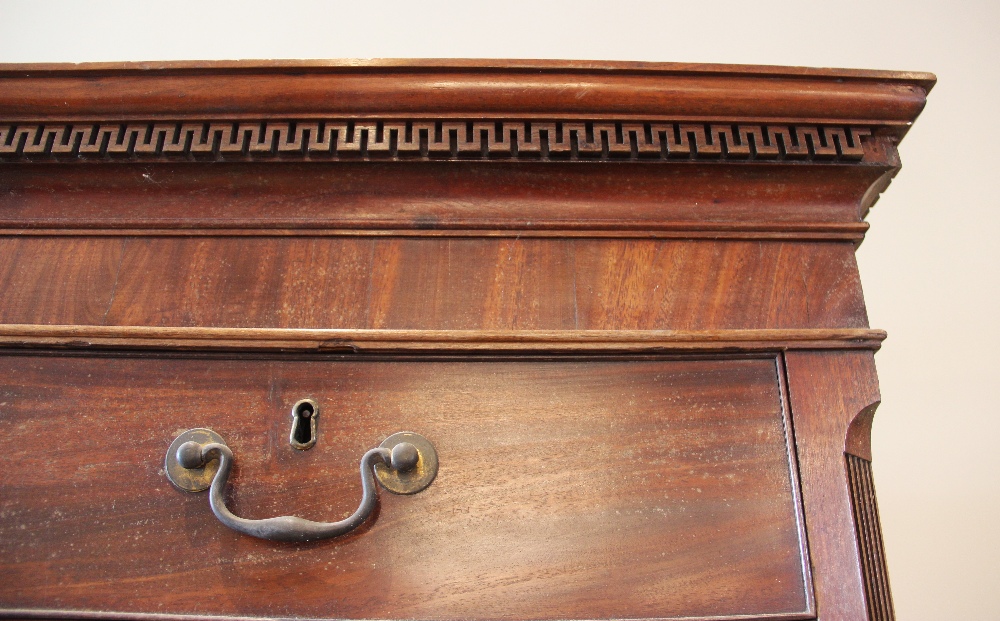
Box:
105, 237, 374, 328
0, 354, 809, 621
573, 240, 869, 330
0, 237, 869, 331
368, 238, 578, 330
0, 237, 125, 325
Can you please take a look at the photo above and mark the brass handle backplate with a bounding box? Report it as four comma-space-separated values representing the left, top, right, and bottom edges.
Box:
164, 428, 438, 542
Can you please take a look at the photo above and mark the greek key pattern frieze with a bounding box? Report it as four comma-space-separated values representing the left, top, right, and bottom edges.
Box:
0, 120, 872, 162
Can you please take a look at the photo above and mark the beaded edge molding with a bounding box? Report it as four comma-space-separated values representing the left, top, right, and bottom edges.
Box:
0, 120, 873, 162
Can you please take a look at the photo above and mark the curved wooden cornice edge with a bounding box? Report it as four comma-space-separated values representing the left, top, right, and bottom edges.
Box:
0, 60, 933, 134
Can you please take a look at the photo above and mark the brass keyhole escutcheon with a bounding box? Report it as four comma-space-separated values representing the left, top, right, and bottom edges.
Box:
289, 399, 318, 450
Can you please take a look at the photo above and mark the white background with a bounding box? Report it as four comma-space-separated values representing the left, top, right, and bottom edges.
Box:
2, 1, 998, 618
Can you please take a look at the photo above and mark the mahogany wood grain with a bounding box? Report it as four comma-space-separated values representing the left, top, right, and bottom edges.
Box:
0, 163, 891, 234
0, 354, 810, 621
0, 237, 125, 325
0, 60, 931, 621
784, 351, 882, 621
0, 237, 869, 331
0, 60, 931, 129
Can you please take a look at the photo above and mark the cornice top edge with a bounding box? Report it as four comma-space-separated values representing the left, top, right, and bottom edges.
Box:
0, 58, 937, 88
0, 59, 933, 129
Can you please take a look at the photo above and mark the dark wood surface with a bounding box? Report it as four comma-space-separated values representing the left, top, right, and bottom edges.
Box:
0, 354, 810, 620
0, 60, 932, 621
0, 237, 869, 331
0, 325, 887, 354
784, 351, 882, 621
0, 163, 888, 236
0, 59, 932, 127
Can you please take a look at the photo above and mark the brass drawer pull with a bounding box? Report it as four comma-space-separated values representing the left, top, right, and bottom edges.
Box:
164, 428, 438, 542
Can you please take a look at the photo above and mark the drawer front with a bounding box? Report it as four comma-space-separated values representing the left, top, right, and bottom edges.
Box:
0, 354, 811, 621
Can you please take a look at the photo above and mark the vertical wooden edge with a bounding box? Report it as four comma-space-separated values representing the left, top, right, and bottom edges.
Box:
775, 353, 817, 617
846, 455, 897, 621
784, 350, 882, 621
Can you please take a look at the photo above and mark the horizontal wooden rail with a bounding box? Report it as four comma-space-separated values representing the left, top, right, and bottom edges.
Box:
0, 325, 886, 354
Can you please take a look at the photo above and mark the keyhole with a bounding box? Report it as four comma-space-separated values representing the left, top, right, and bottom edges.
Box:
290, 399, 318, 450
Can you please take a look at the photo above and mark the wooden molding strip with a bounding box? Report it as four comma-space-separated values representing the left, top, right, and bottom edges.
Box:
0, 58, 936, 83
0, 222, 871, 242
0, 325, 887, 354
0, 60, 933, 129
0, 607, 819, 621
0, 120, 874, 163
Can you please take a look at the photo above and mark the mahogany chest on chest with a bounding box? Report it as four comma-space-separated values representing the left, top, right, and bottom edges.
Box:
0, 60, 932, 621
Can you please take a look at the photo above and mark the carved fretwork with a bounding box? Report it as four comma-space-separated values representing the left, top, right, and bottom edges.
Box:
846, 453, 896, 621
0, 120, 872, 162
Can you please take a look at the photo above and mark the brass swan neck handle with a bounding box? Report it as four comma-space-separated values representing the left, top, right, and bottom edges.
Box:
165, 429, 437, 543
